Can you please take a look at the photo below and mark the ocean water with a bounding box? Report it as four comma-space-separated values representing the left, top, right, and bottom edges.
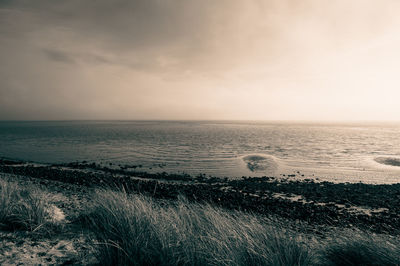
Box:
1, 120, 400, 183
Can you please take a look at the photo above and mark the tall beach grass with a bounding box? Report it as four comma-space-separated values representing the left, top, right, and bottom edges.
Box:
0, 179, 53, 232
323, 233, 400, 266
86, 190, 400, 266
2, 176, 400, 265
85, 190, 315, 266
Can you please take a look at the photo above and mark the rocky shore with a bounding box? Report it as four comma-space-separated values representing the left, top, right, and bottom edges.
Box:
1, 158, 400, 235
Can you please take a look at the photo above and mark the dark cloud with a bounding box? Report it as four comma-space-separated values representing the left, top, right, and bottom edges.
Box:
42, 49, 76, 64
0, 0, 259, 74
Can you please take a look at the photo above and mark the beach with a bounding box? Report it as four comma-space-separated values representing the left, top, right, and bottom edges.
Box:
1, 158, 400, 264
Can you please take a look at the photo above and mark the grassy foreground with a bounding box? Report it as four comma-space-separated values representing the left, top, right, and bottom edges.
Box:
1, 177, 400, 265
86, 191, 314, 266
85, 190, 400, 266
0, 179, 53, 232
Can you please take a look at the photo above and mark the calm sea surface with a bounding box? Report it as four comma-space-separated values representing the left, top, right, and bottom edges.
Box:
1, 121, 400, 183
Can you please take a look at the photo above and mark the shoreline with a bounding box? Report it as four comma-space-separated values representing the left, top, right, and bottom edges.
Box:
1, 158, 400, 235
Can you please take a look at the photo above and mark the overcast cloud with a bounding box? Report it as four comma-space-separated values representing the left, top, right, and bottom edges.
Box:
1, 0, 400, 120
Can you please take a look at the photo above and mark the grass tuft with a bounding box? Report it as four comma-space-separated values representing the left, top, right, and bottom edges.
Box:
86, 190, 314, 266
323, 232, 400, 266
0, 179, 52, 232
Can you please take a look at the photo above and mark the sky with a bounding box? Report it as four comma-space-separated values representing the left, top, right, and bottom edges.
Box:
1, 0, 400, 121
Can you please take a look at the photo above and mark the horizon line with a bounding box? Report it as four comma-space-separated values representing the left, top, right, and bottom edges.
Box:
1, 119, 400, 124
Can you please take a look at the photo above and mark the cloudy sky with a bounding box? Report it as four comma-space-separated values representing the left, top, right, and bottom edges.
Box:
1, 0, 400, 120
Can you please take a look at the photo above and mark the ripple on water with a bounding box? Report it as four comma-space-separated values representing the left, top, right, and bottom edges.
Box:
374, 156, 400, 167
242, 154, 279, 173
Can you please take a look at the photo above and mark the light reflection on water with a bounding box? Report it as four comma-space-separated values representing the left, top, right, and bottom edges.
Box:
1, 121, 400, 183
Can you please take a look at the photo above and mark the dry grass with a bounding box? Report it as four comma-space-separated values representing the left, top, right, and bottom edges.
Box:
323, 232, 400, 266
85, 190, 315, 266
0, 180, 53, 232
85, 190, 400, 266
2, 177, 400, 265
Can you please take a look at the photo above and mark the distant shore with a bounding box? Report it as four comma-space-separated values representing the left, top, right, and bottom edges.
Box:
1, 158, 400, 235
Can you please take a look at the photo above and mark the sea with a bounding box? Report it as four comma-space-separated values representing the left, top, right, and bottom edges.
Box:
1, 120, 400, 184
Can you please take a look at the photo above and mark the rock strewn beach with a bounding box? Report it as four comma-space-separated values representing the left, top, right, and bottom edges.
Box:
1, 159, 400, 235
